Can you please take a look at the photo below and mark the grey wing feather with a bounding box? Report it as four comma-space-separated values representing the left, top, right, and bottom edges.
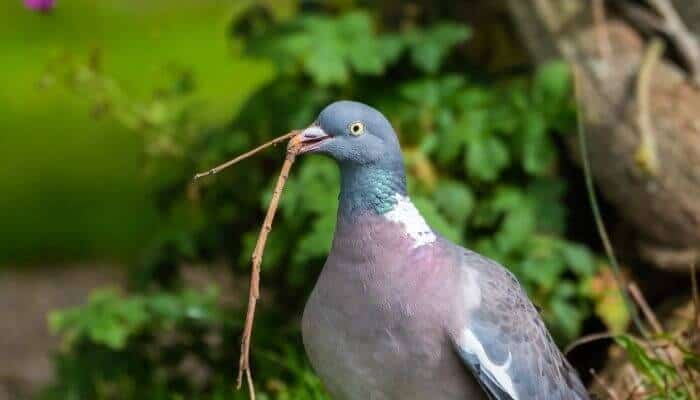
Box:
456, 347, 515, 400
453, 250, 590, 400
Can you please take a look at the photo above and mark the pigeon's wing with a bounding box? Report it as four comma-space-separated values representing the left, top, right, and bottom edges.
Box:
452, 250, 589, 400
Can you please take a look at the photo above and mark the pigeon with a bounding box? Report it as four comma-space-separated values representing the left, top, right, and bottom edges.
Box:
296, 100, 590, 400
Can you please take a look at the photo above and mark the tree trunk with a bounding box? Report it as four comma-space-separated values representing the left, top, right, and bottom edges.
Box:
507, 0, 700, 271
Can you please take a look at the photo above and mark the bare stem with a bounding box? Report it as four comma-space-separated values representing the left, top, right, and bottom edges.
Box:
564, 331, 616, 355
592, 0, 611, 59
193, 130, 299, 180
571, 64, 648, 337
647, 0, 700, 87
235, 136, 301, 399
692, 262, 699, 332
590, 368, 621, 400
628, 282, 663, 334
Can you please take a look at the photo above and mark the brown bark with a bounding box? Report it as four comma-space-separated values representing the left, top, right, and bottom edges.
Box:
507, 0, 700, 271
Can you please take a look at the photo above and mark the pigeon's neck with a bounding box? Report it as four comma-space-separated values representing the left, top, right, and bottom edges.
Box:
337, 163, 437, 248
338, 162, 407, 217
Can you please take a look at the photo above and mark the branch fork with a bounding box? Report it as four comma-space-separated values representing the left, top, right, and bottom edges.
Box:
194, 131, 302, 400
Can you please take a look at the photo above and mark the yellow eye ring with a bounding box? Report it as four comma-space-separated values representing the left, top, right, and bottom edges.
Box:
349, 121, 364, 136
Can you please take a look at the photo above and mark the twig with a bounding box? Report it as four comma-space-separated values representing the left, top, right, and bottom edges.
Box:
195, 130, 302, 398
635, 38, 664, 176
622, 377, 645, 400
571, 64, 648, 337
646, 0, 700, 87
235, 136, 301, 399
193, 130, 298, 180
628, 282, 663, 334
616, 1, 666, 32
692, 262, 699, 332
592, 0, 612, 59
591, 368, 621, 400
565, 331, 617, 355
245, 368, 255, 400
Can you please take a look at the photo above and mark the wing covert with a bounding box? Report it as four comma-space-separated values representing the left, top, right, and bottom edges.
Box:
453, 250, 589, 400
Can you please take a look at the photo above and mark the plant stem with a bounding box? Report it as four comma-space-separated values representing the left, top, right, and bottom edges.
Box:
194, 130, 299, 180
236, 137, 300, 399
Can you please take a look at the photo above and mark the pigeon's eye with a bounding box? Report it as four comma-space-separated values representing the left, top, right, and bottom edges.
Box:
349, 121, 365, 136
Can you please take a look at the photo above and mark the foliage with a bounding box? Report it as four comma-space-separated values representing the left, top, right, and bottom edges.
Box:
609, 334, 700, 399
42, 288, 328, 400
43, 3, 619, 399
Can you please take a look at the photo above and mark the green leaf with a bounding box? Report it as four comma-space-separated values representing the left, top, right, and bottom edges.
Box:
407, 24, 471, 74
521, 111, 555, 176
533, 61, 571, 105
550, 299, 584, 340
293, 211, 336, 267
521, 255, 565, 290
304, 42, 349, 85
527, 179, 567, 234
683, 349, 700, 372
432, 181, 475, 226
496, 204, 536, 253
465, 133, 509, 182
399, 76, 464, 108
560, 243, 595, 277
615, 335, 676, 390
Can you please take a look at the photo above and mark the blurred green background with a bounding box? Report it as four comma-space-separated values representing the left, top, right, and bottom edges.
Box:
1, 1, 628, 399
0, 0, 272, 263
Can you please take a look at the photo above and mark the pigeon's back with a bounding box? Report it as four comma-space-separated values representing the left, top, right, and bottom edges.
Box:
452, 249, 590, 400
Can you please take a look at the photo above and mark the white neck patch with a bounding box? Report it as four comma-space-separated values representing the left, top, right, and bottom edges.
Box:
383, 194, 436, 248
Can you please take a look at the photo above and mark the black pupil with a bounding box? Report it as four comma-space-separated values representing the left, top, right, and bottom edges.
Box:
352, 124, 359, 132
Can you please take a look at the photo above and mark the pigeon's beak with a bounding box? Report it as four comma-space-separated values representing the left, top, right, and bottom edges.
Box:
294, 125, 331, 154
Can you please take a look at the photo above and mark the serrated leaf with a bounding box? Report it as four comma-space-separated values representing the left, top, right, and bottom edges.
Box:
408, 24, 471, 74
465, 134, 509, 182
496, 204, 537, 253
560, 243, 595, 277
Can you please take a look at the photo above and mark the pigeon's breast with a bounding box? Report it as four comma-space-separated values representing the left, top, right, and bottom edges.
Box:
301, 215, 482, 400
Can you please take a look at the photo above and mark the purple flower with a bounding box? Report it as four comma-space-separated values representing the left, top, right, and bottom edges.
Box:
24, 0, 55, 12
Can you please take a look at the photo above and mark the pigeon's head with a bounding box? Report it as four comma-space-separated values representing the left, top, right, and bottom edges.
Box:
295, 101, 403, 167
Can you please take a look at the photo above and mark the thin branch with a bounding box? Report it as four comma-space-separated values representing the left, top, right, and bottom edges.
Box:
593, 0, 612, 59
628, 282, 663, 334
622, 378, 645, 400
591, 368, 621, 400
692, 262, 700, 332
565, 331, 617, 355
635, 38, 664, 176
646, 0, 700, 87
245, 368, 256, 400
616, 1, 666, 32
236, 136, 301, 398
193, 130, 298, 180
571, 64, 648, 337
